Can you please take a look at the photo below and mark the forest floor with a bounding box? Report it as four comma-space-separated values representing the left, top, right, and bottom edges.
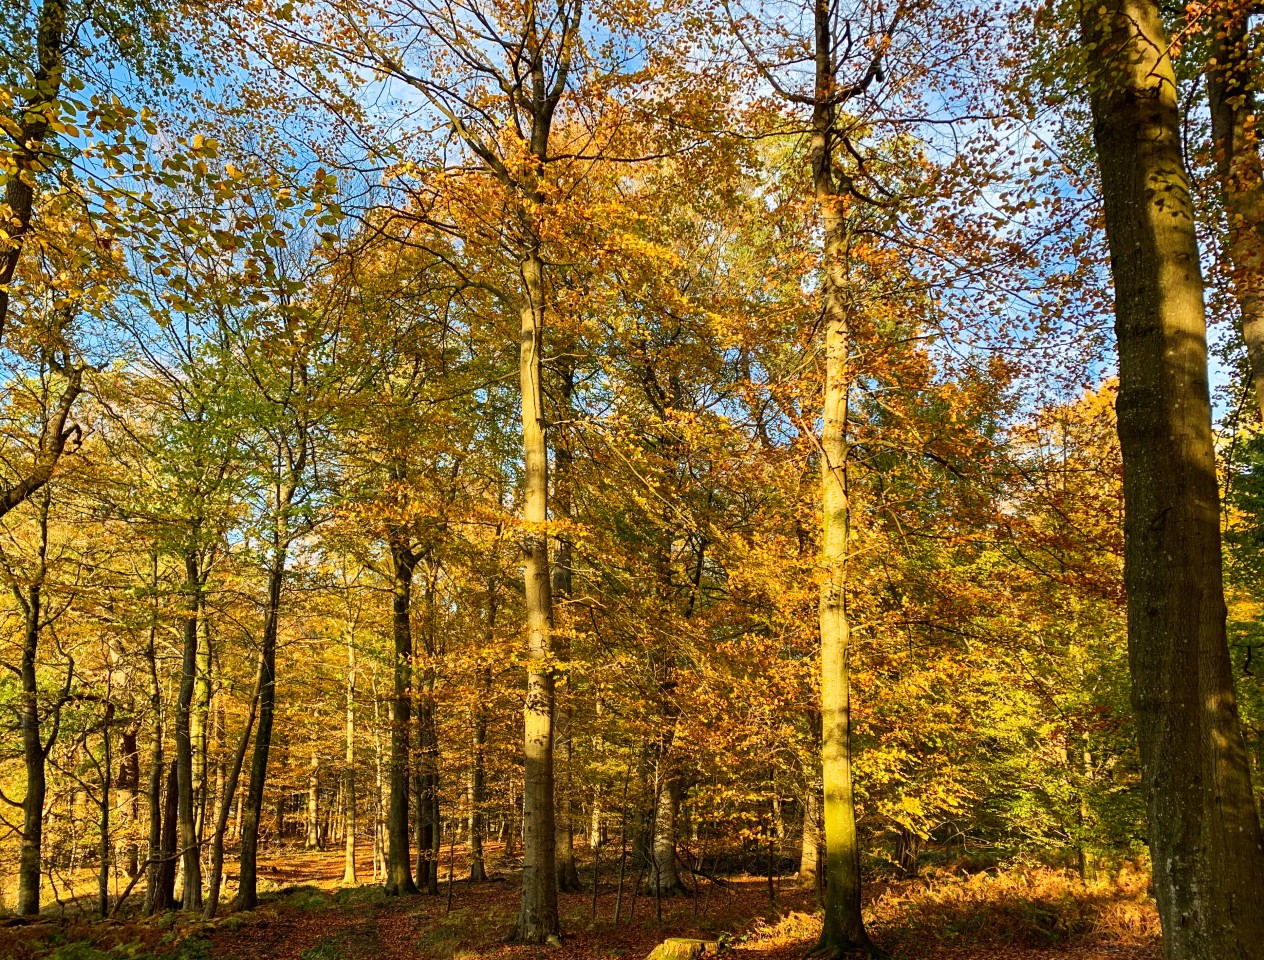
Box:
0, 846, 1162, 960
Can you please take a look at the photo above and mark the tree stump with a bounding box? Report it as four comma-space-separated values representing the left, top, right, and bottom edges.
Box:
645, 939, 719, 960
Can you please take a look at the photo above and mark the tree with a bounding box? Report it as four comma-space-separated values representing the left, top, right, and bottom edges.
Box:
1077, 0, 1264, 955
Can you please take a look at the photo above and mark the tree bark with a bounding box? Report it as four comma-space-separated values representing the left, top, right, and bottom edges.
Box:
306, 751, 321, 850
415, 570, 441, 894
175, 549, 203, 910
152, 760, 180, 913
385, 535, 420, 896
144, 556, 167, 915
344, 631, 359, 885
811, 0, 872, 945
203, 664, 261, 919
1206, 0, 1264, 420
1079, 1, 1264, 956
799, 782, 822, 896
118, 724, 141, 879
512, 246, 560, 943
553, 363, 581, 893
17, 585, 47, 916
192, 604, 212, 845
0, 0, 68, 340
235, 542, 286, 910
649, 776, 683, 896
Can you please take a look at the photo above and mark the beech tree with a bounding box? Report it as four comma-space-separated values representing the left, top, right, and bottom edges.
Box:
1076, 0, 1264, 955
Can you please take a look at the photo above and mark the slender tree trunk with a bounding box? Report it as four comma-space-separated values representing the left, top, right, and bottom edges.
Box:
192, 605, 212, 846
98, 703, 114, 918
144, 559, 167, 915
416, 571, 441, 894
118, 724, 141, 879
468, 699, 488, 882
372, 665, 386, 882
512, 247, 560, 943
203, 663, 261, 919
176, 549, 203, 910
235, 542, 287, 910
415, 694, 440, 893
1207, 0, 1264, 420
306, 751, 321, 850
1079, 1, 1264, 956
17, 588, 46, 916
470, 574, 495, 883
344, 632, 358, 885
386, 536, 419, 896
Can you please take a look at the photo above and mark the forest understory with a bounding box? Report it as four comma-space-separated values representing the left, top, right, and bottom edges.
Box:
0, 846, 1161, 960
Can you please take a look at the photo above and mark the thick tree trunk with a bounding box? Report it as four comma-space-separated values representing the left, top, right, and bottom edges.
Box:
386, 537, 419, 896
1207, 0, 1264, 421
175, 550, 203, 910
649, 777, 683, 896
1080, 1, 1264, 956
512, 248, 560, 943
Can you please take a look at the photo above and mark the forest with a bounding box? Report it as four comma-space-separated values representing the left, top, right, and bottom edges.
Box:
0, 0, 1262, 958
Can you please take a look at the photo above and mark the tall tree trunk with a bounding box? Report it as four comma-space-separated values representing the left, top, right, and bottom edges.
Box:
204, 664, 261, 919
17, 586, 46, 916
235, 543, 286, 910
344, 631, 358, 885
1206, 0, 1264, 420
512, 247, 560, 943
175, 549, 203, 910
1080, 1, 1264, 956
813, 8, 870, 941
386, 536, 419, 896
